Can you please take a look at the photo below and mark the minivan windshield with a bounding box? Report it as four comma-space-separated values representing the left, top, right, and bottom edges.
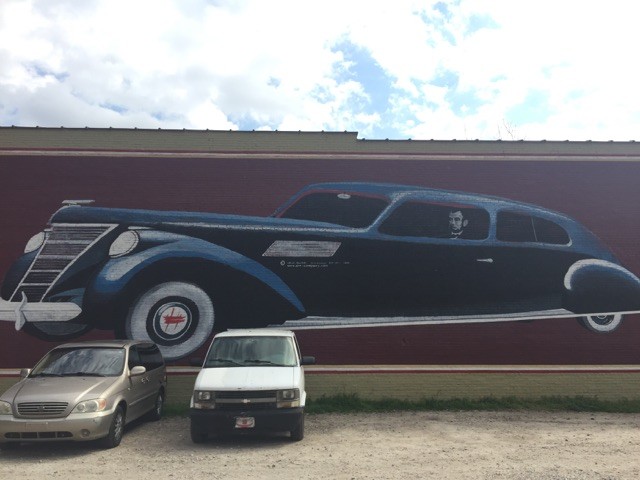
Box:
30, 347, 126, 377
204, 336, 297, 368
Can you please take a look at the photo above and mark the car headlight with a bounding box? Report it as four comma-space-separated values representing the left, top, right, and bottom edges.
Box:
109, 231, 139, 258
193, 390, 215, 409
0, 400, 12, 415
24, 231, 47, 254
277, 389, 300, 408
72, 398, 107, 413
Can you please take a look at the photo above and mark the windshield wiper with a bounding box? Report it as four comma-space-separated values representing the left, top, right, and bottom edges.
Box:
205, 358, 244, 367
63, 372, 107, 377
244, 359, 279, 366
31, 372, 63, 377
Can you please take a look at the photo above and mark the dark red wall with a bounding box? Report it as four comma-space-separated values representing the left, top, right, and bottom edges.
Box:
2, 154, 640, 366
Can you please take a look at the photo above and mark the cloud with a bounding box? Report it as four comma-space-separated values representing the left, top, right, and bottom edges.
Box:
1, 0, 639, 140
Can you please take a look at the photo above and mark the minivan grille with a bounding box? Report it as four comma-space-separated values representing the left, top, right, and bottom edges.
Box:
17, 402, 68, 417
10, 223, 116, 302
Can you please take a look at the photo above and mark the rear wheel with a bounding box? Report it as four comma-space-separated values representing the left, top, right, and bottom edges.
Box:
123, 282, 215, 361
579, 314, 623, 333
147, 391, 164, 421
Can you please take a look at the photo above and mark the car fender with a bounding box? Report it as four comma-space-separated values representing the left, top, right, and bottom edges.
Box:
563, 259, 640, 314
86, 232, 305, 314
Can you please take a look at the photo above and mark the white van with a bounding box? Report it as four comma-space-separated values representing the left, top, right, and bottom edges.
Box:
189, 329, 315, 442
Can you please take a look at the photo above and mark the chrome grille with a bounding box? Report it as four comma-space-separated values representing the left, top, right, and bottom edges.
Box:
17, 402, 68, 417
213, 390, 277, 410
11, 223, 116, 302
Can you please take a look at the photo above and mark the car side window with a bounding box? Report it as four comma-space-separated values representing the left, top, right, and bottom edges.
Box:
128, 346, 141, 369
379, 200, 490, 240
138, 344, 164, 371
497, 211, 570, 245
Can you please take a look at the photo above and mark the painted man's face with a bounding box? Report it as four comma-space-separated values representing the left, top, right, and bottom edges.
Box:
449, 211, 466, 232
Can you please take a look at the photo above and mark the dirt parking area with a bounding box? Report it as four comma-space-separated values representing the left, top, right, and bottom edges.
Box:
1, 411, 639, 479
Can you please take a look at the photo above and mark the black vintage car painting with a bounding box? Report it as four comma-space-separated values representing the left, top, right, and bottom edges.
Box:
1, 182, 640, 360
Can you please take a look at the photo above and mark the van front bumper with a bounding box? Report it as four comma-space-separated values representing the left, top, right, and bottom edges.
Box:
190, 407, 304, 435
0, 411, 114, 443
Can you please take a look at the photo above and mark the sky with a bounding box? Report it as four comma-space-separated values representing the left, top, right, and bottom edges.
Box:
0, 0, 638, 141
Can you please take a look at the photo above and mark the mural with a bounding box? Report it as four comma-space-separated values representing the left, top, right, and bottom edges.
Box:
2, 181, 640, 361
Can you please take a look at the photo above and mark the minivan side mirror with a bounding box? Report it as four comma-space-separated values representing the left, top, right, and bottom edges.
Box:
130, 365, 146, 376
20, 368, 31, 378
301, 356, 316, 366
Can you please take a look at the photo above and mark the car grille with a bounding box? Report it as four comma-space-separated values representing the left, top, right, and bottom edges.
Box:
17, 402, 68, 418
5, 431, 73, 439
214, 390, 277, 410
10, 223, 116, 302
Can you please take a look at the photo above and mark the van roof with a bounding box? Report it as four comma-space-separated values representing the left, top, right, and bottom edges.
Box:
216, 329, 295, 338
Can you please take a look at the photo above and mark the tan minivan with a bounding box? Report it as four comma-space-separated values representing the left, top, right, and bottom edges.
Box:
0, 340, 166, 449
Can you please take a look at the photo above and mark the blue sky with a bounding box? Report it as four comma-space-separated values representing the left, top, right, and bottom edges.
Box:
1, 0, 639, 140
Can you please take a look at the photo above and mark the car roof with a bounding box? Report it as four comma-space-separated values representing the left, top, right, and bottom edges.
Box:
216, 329, 295, 338
54, 339, 155, 349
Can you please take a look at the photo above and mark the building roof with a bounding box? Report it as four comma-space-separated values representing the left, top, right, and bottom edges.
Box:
1, 126, 640, 161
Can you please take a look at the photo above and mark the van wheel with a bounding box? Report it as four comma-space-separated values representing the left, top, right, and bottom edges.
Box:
123, 282, 215, 361
101, 406, 125, 449
290, 414, 304, 441
190, 422, 208, 444
147, 391, 164, 421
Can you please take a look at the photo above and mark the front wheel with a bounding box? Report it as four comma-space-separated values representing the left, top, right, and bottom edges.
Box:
579, 313, 624, 333
190, 421, 208, 444
290, 414, 305, 441
123, 282, 215, 361
101, 406, 125, 449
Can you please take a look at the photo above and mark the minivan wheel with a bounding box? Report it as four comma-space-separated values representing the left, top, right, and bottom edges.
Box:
101, 406, 125, 449
290, 414, 304, 441
124, 282, 215, 361
148, 391, 164, 421
190, 422, 208, 444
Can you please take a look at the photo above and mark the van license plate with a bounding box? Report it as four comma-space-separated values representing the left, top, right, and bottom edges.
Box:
235, 417, 255, 429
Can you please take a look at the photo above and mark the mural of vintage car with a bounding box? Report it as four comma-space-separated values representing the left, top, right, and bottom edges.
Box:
2, 182, 640, 361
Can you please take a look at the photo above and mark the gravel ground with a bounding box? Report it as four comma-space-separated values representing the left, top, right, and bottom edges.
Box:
1, 411, 639, 479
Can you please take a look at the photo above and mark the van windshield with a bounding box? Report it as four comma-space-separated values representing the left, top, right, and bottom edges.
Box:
204, 336, 297, 368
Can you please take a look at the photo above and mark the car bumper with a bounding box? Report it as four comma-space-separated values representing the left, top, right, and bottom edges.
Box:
0, 411, 114, 443
190, 407, 304, 435
0, 295, 82, 331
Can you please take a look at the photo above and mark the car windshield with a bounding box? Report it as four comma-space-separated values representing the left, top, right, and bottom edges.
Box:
204, 336, 297, 368
30, 347, 126, 377
277, 191, 390, 228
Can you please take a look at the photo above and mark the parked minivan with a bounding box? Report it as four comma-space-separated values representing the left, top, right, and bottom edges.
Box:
190, 329, 315, 442
0, 340, 166, 449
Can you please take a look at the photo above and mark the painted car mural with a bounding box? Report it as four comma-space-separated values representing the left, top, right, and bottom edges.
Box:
2, 182, 640, 361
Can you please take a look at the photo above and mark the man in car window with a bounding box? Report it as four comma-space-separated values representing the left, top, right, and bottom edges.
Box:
449, 209, 469, 239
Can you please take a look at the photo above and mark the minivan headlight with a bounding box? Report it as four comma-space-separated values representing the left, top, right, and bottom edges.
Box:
25, 231, 47, 253
0, 400, 12, 415
109, 231, 139, 258
193, 390, 215, 409
277, 389, 300, 408
73, 398, 107, 413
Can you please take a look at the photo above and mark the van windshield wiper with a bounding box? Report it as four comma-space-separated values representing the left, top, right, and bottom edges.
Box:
205, 358, 244, 367
31, 372, 63, 377
63, 372, 107, 377
244, 359, 279, 366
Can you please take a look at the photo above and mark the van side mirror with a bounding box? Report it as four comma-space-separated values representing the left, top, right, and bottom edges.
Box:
301, 356, 316, 366
189, 357, 203, 367
130, 365, 146, 376
20, 368, 31, 378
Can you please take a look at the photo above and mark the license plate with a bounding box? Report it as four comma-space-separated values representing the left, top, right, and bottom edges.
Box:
235, 416, 255, 429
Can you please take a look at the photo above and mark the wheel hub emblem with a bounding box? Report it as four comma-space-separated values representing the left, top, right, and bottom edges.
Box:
153, 302, 192, 339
